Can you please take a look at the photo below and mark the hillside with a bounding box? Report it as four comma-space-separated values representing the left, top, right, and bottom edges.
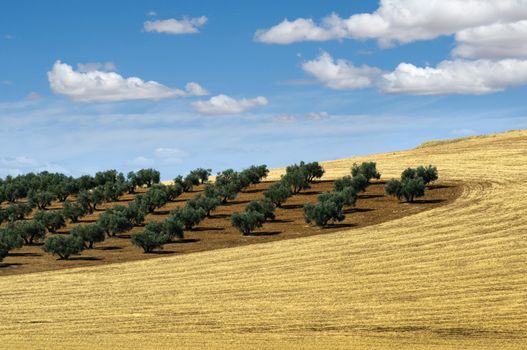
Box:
0, 130, 526, 349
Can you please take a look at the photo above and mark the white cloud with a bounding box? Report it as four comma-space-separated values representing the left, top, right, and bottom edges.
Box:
147, 11, 157, 17
47, 60, 203, 103
306, 111, 330, 121
273, 111, 330, 123
192, 94, 268, 115
453, 20, 527, 59
144, 16, 208, 35
26, 92, 42, 100
174, 82, 209, 97
272, 114, 297, 123
154, 147, 188, 164
0, 156, 67, 177
127, 156, 154, 167
381, 59, 527, 95
77, 61, 117, 73
302, 52, 382, 89
1, 80, 12, 85
255, 0, 527, 46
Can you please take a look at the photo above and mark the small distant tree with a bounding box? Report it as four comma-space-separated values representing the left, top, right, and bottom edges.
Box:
131, 229, 166, 253
231, 211, 265, 235
263, 182, 291, 208
239, 165, 269, 187
34, 210, 66, 233
91, 187, 105, 210
246, 199, 275, 221
351, 162, 381, 183
76, 190, 94, 213
170, 206, 206, 230
13, 220, 47, 245
416, 165, 439, 185
319, 188, 357, 207
5, 203, 32, 222
282, 168, 310, 194
164, 216, 185, 241
304, 200, 345, 228
137, 168, 160, 187
302, 161, 325, 182
189, 168, 212, 184
42, 234, 84, 260
70, 223, 105, 249
28, 190, 57, 210
122, 202, 146, 226
187, 194, 220, 217
215, 169, 244, 203
385, 177, 425, 203
166, 184, 184, 201
0, 227, 24, 262
97, 210, 133, 237
174, 175, 194, 192
62, 200, 86, 223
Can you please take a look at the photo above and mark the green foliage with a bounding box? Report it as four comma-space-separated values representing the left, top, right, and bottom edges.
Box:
97, 208, 133, 237
5, 203, 32, 222
231, 211, 265, 235
189, 168, 212, 184
62, 200, 86, 223
28, 190, 57, 210
121, 202, 146, 226
304, 200, 345, 228
143, 218, 184, 243
76, 190, 94, 214
12, 220, 47, 245
136, 168, 161, 187
282, 168, 310, 194
318, 188, 357, 207
246, 199, 275, 220
174, 175, 194, 192
0, 227, 24, 261
135, 186, 168, 213
302, 161, 325, 182
385, 177, 426, 202
90, 187, 105, 210
34, 210, 66, 233
170, 206, 206, 230
70, 224, 105, 249
187, 194, 220, 217
416, 165, 438, 184
351, 162, 381, 183
215, 169, 244, 203
333, 174, 369, 193
131, 229, 165, 253
263, 182, 292, 208
165, 184, 184, 201
239, 165, 269, 187
42, 234, 84, 260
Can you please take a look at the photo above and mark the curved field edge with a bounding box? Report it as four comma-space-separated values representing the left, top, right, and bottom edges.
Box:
1, 130, 526, 350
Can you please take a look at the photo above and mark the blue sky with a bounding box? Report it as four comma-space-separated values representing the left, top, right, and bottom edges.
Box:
1, 0, 527, 178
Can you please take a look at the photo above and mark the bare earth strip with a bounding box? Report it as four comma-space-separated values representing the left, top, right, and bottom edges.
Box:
0, 130, 526, 349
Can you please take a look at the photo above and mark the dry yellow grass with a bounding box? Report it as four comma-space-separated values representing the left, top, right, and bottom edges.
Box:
1, 130, 526, 349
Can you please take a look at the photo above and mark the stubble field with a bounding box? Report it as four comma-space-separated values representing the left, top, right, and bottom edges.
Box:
0, 130, 525, 349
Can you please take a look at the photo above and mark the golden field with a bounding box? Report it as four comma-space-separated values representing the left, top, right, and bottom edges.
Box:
0, 130, 526, 349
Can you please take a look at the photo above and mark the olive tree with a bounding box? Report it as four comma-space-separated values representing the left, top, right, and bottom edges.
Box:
62, 200, 86, 223
0, 227, 24, 262
351, 162, 381, 183
97, 209, 133, 237
13, 220, 46, 245
385, 177, 426, 202
231, 211, 265, 235
263, 182, 291, 208
131, 229, 166, 253
170, 206, 206, 230
246, 199, 275, 221
304, 200, 345, 228
70, 223, 105, 249
189, 168, 212, 184
42, 234, 84, 260
34, 210, 66, 233
5, 203, 32, 222
28, 190, 57, 210
187, 194, 220, 217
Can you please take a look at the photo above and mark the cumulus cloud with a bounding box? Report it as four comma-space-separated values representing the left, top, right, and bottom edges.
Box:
453, 20, 527, 59
77, 62, 116, 73
192, 94, 268, 115
0, 156, 67, 177
255, 0, 527, 46
174, 82, 209, 97
144, 16, 208, 35
302, 52, 383, 89
48, 61, 205, 103
154, 147, 188, 164
381, 59, 527, 95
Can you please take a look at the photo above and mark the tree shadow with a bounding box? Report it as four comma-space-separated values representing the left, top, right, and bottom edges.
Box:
297, 190, 322, 196
8, 252, 42, 257
147, 250, 175, 255
428, 184, 453, 190
358, 194, 384, 199
95, 246, 122, 251
68, 256, 102, 261
324, 223, 356, 229
223, 200, 250, 206
241, 188, 264, 194
411, 199, 445, 204
246, 231, 281, 236
344, 207, 374, 214
78, 218, 97, 223
171, 238, 200, 244
115, 234, 132, 239
208, 213, 230, 219
281, 204, 304, 210
270, 218, 293, 223
0, 262, 23, 268
191, 227, 224, 232
152, 210, 170, 215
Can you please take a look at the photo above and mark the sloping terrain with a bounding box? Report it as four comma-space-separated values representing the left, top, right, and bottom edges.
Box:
0, 130, 526, 349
